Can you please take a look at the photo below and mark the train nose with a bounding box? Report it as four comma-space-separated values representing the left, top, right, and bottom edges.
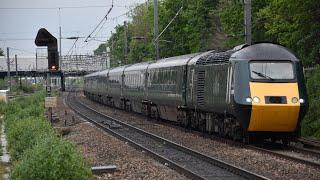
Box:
248, 82, 301, 132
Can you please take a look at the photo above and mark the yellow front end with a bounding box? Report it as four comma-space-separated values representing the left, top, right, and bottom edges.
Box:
248, 83, 300, 132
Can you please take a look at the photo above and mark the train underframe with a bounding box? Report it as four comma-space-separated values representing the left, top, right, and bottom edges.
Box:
84, 91, 296, 144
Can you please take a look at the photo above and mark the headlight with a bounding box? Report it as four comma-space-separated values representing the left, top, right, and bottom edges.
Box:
253, 96, 260, 103
292, 97, 299, 104
245, 97, 252, 103
299, 98, 305, 103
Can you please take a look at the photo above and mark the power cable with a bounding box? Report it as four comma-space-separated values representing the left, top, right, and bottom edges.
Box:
0, 36, 109, 41
66, 38, 79, 56
84, 0, 114, 42
8, 47, 36, 55
107, 1, 149, 22
0, 5, 128, 10
92, 19, 108, 40
154, 6, 183, 43
83, 0, 149, 43
83, 0, 150, 48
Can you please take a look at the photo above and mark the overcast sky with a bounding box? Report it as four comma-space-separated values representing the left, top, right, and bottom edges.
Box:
0, 0, 146, 57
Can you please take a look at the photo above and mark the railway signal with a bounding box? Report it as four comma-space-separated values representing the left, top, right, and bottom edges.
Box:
35, 28, 59, 71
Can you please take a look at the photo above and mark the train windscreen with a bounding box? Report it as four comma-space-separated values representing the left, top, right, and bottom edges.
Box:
249, 61, 294, 81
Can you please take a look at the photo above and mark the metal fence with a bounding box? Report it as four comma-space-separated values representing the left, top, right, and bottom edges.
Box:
0, 55, 107, 73
60, 55, 107, 72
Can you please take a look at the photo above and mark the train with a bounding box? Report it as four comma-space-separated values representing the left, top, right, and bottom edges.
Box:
84, 43, 308, 143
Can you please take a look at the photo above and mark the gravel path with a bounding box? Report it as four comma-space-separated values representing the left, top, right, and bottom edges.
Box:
53, 93, 186, 180
80, 94, 320, 180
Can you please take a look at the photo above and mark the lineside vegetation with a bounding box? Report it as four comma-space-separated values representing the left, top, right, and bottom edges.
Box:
303, 66, 320, 139
0, 92, 92, 180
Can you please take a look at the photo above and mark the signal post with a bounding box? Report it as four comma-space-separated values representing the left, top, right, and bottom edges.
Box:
35, 28, 60, 123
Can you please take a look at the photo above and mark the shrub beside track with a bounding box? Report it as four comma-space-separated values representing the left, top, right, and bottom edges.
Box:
1, 91, 92, 180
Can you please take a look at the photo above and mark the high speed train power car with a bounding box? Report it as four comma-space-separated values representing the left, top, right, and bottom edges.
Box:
84, 43, 308, 143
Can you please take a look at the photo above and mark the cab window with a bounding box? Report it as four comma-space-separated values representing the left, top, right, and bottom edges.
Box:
249, 61, 294, 81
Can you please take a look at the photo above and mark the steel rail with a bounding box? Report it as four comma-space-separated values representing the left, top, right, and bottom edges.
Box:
67, 93, 268, 180
67, 95, 207, 179
290, 146, 320, 158
79, 93, 320, 171
247, 145, 320, 169
298, 137, 320, 150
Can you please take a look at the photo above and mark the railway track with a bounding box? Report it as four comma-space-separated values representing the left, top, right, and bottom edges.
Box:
247, 144, 320, 168
77, 92, 320, 172
298, 137, 320, 150
66, 92, 268, 180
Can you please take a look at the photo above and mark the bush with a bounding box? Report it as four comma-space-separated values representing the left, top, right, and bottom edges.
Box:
11, 136, 92, 180
6, 118, 55, 161
0, 79, 8, 90
2, 91, 92, 179
1, 78, 43, 94
302, 66, 320, 139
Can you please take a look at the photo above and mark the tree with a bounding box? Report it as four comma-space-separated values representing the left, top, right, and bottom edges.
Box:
96, 0, 223, 66
258, 0, 320, 66
0, 48, 4, 56
219, 0, 269, 48
94, 44, 107, 55
128, 3, 155, 63
159, 0, 219, 57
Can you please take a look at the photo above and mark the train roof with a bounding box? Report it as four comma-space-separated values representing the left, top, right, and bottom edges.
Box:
97, 69, 109, 77
148, 53, 201, 69
187, 50, 235, 66
231, 43, 299, 61
124, 61, 153, 72
84, 71, 101, 78
85, 43, 298, 79
108, 65, 128, 74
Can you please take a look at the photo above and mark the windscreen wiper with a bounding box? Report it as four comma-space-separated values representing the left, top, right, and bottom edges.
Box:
252, 71, 274, 80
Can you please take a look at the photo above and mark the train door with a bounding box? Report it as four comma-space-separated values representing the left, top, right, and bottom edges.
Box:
121, 72, 124, 97
226, 62, 234, 104
144, 68, 149, 100
187, 68, 195, 107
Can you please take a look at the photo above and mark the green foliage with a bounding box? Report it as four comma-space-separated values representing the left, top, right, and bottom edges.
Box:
100, 0, 223, 66
4, 92, 47, 161
0, 48, 4, 56
106, 25, 128, 67
219, 0, 320, 66
6, 118, 54, 161
0, 79, 8, 90
12, 136, 92, 180
95, 0, 320, 66
2, 92, 92, 179
259, 0, 320, 66
219, 0, 269, 47
160, 0, 218, 57
302, 66, 320, 138
94, 43, 107, 55
0, 78, 43, 94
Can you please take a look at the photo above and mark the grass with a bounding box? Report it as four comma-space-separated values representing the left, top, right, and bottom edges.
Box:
0, 162, 9, 179
0, 78, 42, 95
0, 110, 9, 179
2, 91, 92, 179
